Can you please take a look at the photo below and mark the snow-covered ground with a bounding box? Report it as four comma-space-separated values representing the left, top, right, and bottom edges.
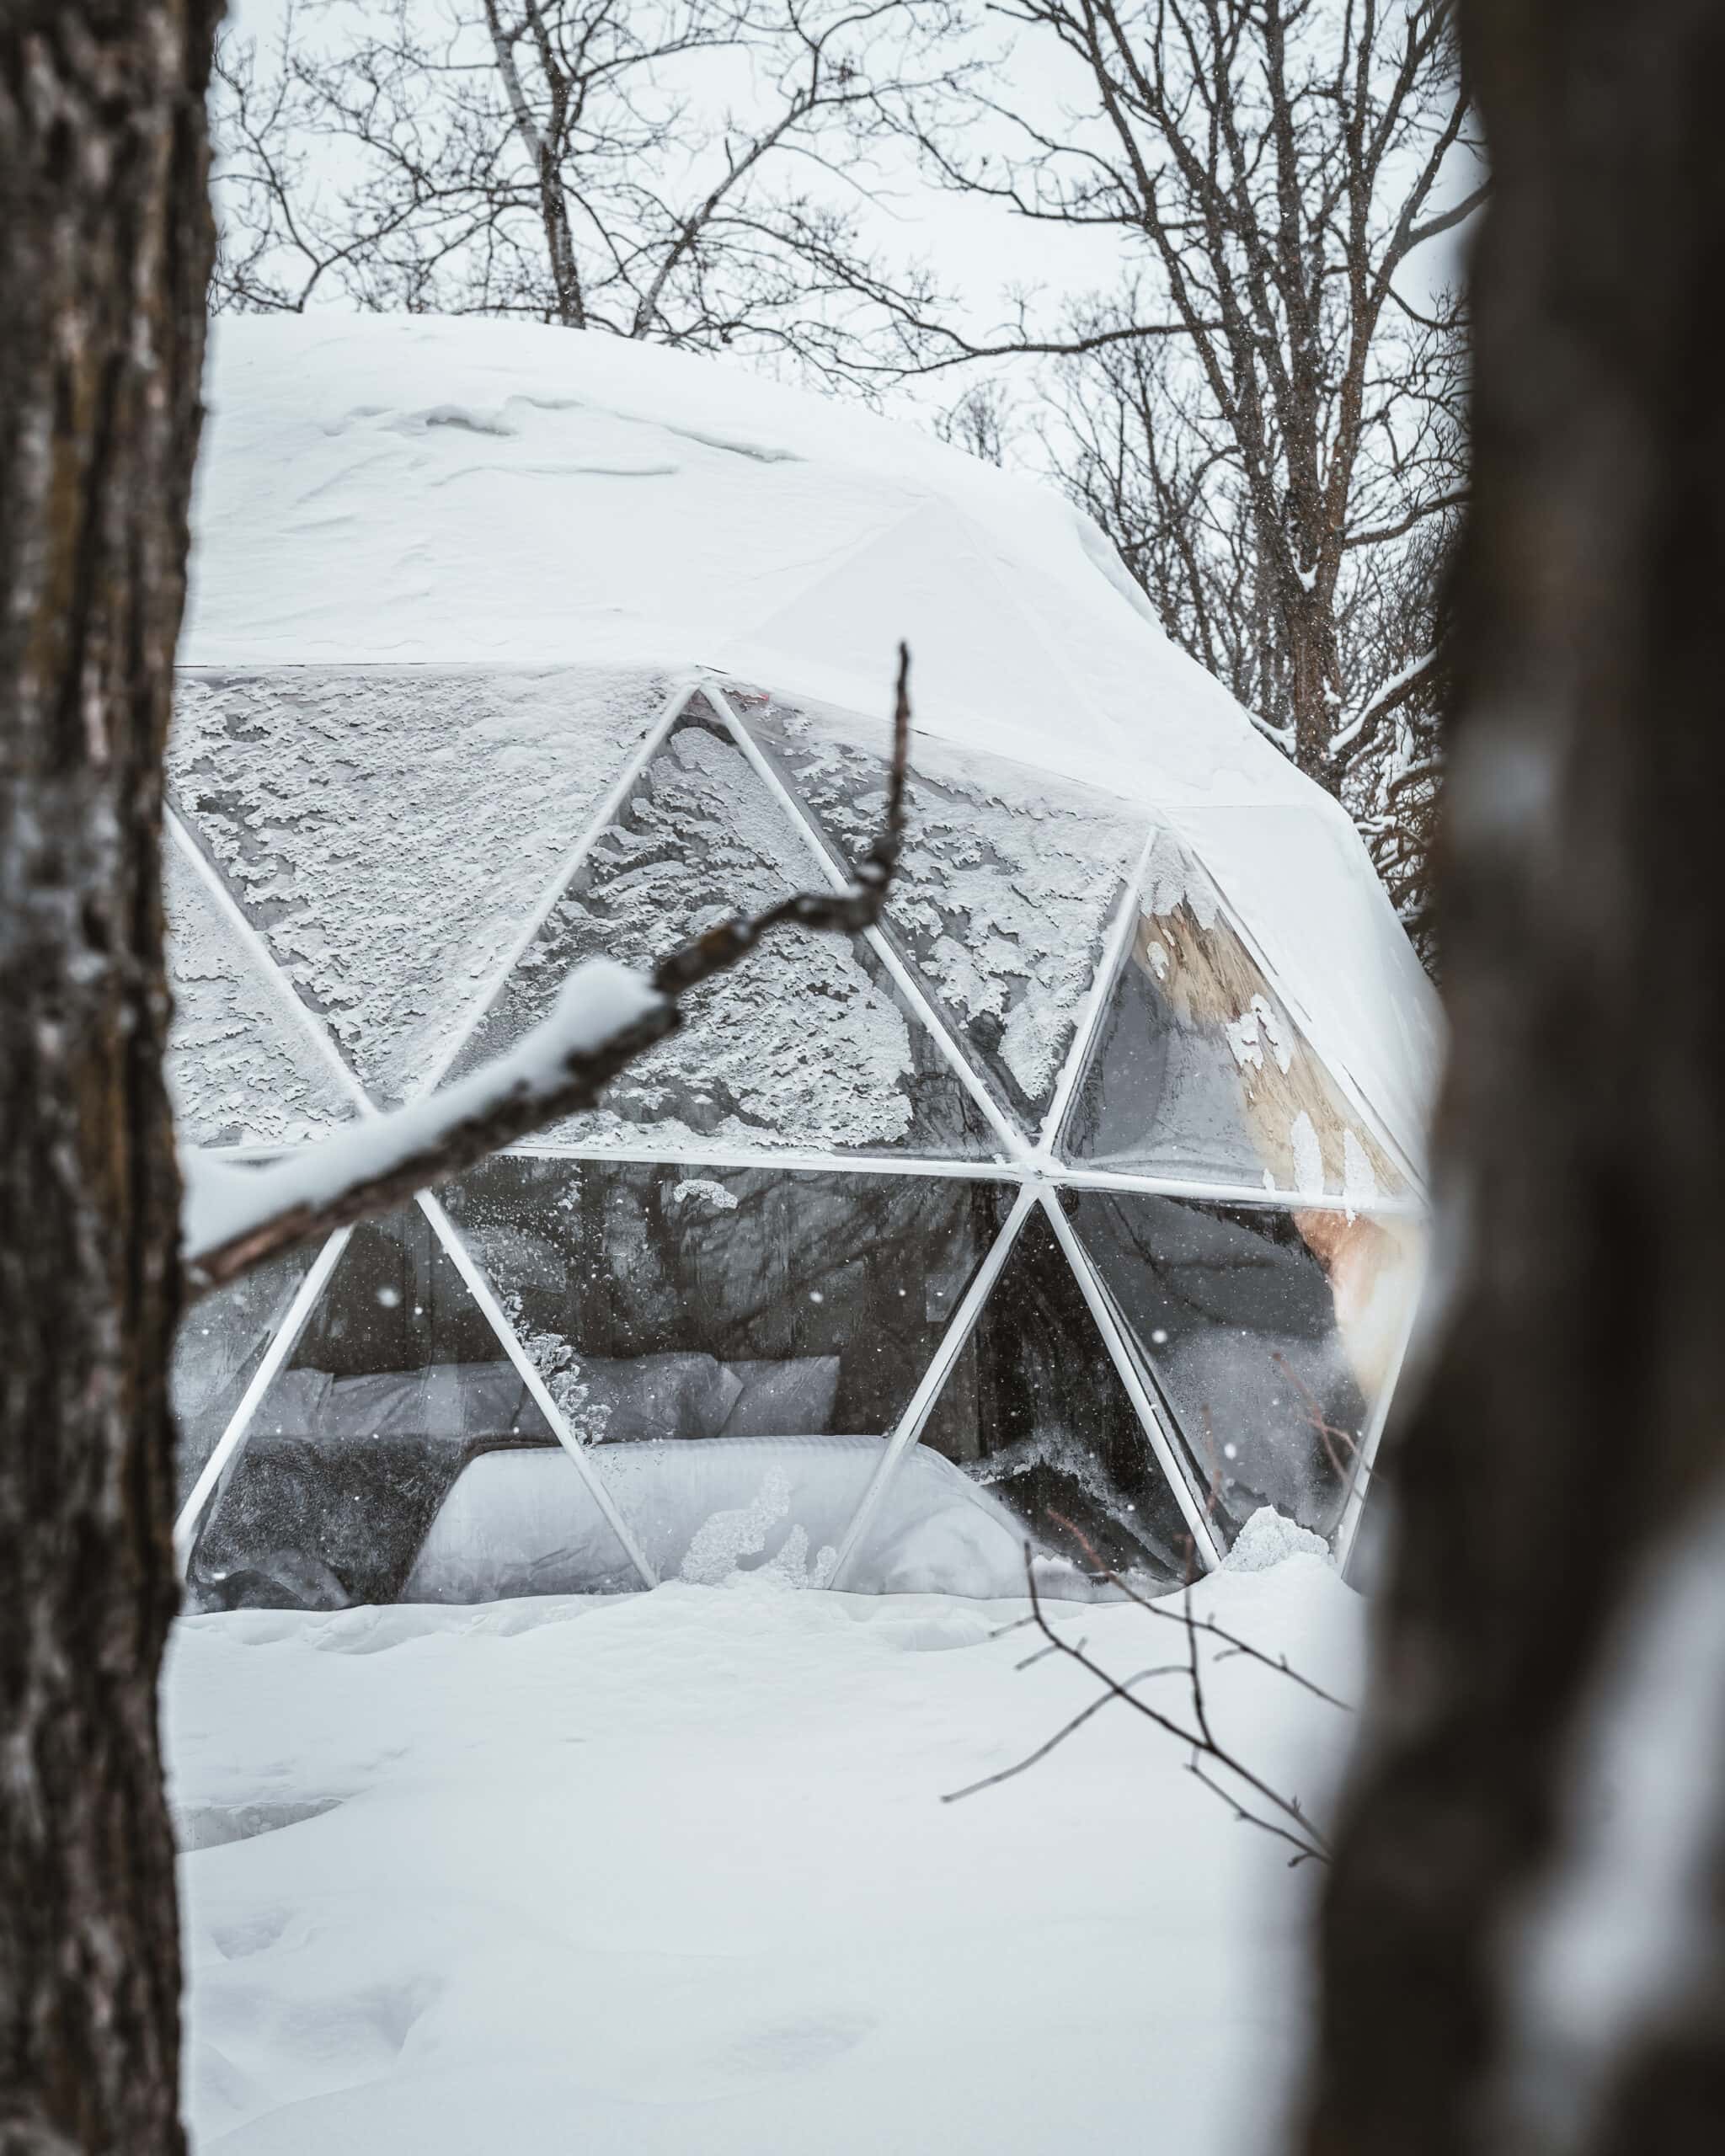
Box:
164, 1551, 1365, 2154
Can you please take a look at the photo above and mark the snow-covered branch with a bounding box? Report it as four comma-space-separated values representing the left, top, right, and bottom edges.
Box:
182, 958, 669, 1288
1330, 647, 1441, 756
184, 645, 915, 1294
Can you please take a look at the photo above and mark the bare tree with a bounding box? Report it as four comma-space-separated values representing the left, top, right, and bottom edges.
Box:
2, 9, 223, 2147
1301, 0, 1725, 2149
866, 0, 1474, 953
211, 0, 966, 383
945, 1524, 1350, 1871
934, 374, 1017, 464
1083, 314, 1460, 965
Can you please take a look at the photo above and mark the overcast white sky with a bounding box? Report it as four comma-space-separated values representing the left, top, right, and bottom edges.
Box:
219, 0, 1478, 441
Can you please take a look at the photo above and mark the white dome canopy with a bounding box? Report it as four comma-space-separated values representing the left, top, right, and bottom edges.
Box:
167, 315, 1434, 1608
185, 314, 1439, 1165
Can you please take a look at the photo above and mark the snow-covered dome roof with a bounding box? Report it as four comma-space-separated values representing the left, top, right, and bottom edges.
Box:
184, 315, 1439, 1164
167, 314, 1434, 1609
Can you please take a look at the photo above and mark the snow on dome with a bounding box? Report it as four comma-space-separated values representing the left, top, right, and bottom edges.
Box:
167, 313, 1434, 1614
185, 314, 1439, 1164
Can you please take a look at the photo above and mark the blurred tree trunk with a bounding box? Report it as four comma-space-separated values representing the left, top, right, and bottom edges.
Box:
1302, 3, 1725, 2153
0, 6, 221, 2150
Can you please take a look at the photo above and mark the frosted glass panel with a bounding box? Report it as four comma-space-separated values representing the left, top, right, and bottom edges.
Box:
163, 844, 355, 1146
171, 1240, 317, 1506
441, 1157, 1001, 1586
916, 1197, 1194, 1586
737, 690, 1143, 1132
168, 667, 661, 1104
447, 708, 999, 1158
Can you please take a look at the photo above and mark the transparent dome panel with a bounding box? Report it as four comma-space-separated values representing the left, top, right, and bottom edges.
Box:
183, 1203, 639, 1611
171, 1238, 318, 1509
1069, 1190, 1423, 1547
734, 688, 1144, 1134
1059, 826, 1407, 1199
445, 707, 1000, 1159
440, 1156, 1006, 1588
163, 841, 357, 1145
167, 666, 665, 1107
905, 1194, 1196, 1592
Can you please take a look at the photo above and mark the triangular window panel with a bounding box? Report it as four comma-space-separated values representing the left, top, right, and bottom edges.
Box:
167, 666, 668, 1107
1069, 1188, 1423, 1549
443, 706, 1001, 1159
902, 1195, 1196, 1588
1058, 826, 1407, 1200
164, 841, 356, 1145
733, 688, 1145, 1134
171, 1238, 319, 1512
183, 1204, 639, 1611
441, 1156, 1007, 1585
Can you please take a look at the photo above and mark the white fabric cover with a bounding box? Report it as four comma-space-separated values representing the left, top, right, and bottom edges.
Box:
403, 1434, 1040, 1602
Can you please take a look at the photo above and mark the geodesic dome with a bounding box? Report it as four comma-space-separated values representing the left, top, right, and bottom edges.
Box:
166, 317, 1438, 1609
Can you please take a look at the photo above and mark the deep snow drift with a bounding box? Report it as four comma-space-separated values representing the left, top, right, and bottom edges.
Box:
165, 1553, 1363, 2155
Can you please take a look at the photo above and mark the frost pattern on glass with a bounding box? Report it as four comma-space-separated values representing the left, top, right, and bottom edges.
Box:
733, 690, 1144, 1129
676, 1467, 840, 1588
163, 844, 355, 1145
1061, 825, 1406, 1198
496, 1287, 614, 1446
167, 666, 662, 1105
446, 712, 996, 1156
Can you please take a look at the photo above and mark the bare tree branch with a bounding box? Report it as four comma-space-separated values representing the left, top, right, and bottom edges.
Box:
942, 1538, 1337, 1870
1344, 487, 1471, 549
208, 0, 978, 387
876, 0, 1472, 961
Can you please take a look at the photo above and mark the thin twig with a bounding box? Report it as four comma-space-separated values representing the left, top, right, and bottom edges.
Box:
1186, 1758, 1324, 1869
942, 1542, 1333, 1867
1049, 1513, 1352, 1711
942, 1664, 1186, 1802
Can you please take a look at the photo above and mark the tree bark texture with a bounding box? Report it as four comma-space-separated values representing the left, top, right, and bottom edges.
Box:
1302, 3, 1725, 2153
0, 8, 221, 2150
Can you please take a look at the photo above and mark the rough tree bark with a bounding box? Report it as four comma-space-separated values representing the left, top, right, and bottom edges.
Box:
1302, 3, 1725, 2153
0, 6, 222, 2150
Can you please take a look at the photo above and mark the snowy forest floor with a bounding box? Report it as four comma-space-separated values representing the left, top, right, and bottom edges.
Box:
163, 1554, 1365, 2154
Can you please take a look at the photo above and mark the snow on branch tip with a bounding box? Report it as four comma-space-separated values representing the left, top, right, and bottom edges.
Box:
183, 645, 916, 1294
